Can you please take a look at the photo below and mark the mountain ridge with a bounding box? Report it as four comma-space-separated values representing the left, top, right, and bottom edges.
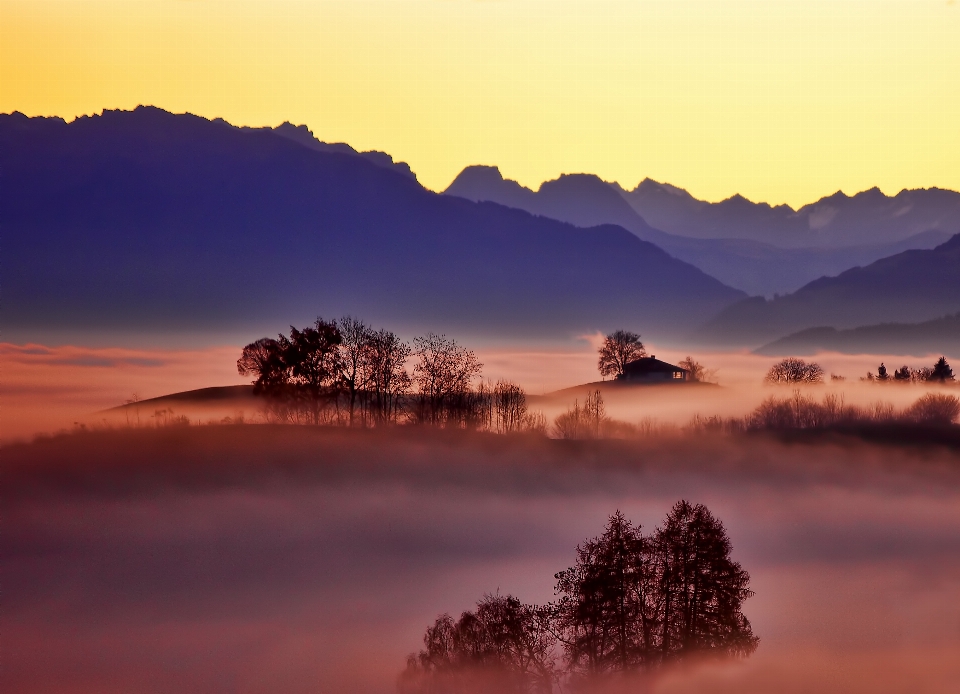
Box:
697, 234, 960, 346
0, 106, 745, 342
444, 166, 955, 296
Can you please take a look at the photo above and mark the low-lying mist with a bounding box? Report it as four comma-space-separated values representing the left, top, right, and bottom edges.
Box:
5, 426, 960, 693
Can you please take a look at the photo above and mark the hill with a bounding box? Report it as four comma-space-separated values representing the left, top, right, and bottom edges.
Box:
755, 314, 960, 357
445, 166, 949, 296
698, 235, 960, 346
0, 107, 744, 342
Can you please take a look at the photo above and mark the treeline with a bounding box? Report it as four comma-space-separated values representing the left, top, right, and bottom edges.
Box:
238, 317, 545, 431
399, 502, 757, 693
764, 356, 956, 385
687, 390, 960, 435
864, 356, 955, 383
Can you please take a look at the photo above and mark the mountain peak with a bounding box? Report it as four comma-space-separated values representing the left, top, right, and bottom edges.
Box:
444, 165, 535, 206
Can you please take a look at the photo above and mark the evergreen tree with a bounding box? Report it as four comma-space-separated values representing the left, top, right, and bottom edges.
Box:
930, 357, 955, 383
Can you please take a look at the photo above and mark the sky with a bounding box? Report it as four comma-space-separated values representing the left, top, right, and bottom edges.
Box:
2, 0, 959, 208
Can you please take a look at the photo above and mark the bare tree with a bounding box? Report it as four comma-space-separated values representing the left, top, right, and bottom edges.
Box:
337, 316, 373, 426
554, 391, 607, 439
366, 328, 412, 425
764, 357, 824, 384
597, 331, 646, 380
677, 356, 711, 383
904, 393, 960, 425
494, 381, 528, 434
412, 334, 483, 426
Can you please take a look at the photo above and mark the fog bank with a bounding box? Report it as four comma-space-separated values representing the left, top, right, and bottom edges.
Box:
4, 427, 960, 692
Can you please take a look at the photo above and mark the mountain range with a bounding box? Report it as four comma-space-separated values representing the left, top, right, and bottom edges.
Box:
697, 235, 960, 345
0, 107, 744, 343
445, 166, 956, 296
755, 313, 960, 358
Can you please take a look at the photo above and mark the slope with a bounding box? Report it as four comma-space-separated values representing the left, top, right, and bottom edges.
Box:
0, 107, 745, 342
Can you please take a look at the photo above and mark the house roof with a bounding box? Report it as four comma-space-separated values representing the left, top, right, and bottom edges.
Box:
622, 356, 687, 374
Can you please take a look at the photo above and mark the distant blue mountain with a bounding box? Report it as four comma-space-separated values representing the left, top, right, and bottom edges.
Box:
697, 234, 960, 346
754, 313, 960, 358
445, 166, 955, 296
0, 107, 745, 342
621, 179, 960, 248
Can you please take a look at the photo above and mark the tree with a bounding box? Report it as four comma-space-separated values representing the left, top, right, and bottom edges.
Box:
412, 334, 483, 426
598, 331, 646, 380
237, 337, 286, 395
553, 512, 651, 676
894, 365, 912, 381
366, 328, 412, 425
930, 356, 955, 383
337, 316, 374, 426
494, 381, 528, 434
237, 320, 343, 423
651, 501, 758, 663
764, 357, 824, 384
400, 595, 556, 694
876, 363, 888, 381
677, 357, 711, 383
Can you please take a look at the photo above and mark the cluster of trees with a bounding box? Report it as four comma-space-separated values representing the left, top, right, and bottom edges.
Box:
867, 357, 955, 384
765, 356, 956, 386
400, 503, 757, 693
553, 391, 608, 439
238, 317, 545, 431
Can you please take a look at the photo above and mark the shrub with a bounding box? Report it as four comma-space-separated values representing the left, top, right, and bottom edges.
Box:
903, 393, 960, 425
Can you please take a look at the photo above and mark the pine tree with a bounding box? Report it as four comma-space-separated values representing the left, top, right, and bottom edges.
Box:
930, 357, 955, 383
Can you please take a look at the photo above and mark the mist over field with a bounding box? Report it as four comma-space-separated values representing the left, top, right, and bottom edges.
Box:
4, 336, 957, 443
5, 426, 960, 693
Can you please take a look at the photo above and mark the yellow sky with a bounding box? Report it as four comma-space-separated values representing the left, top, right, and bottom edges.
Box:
1, 0, 958, 207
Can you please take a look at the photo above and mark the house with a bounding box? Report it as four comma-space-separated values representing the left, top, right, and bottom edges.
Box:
617, 356, 689, 383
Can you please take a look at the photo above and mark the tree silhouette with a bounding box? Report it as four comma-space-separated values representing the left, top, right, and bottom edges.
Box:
930, 357, 955, 383
403, 504, 757, 691
237, 319, 343, 423
553, 393, 609, 440
399, 595, 556, 694
904, 393, 960, 425
553, 505, 756, 676
553, 511, 651, 676
366, 328, 412, 425
237, 337, 285, 395
877, 363, 888, 381
412, 334, 483, 426
764, 357, 824, 384
677, 356, 711, 383
494, 381, 528, 433
651, 501, 758, 662
336, 316, 373, 426
597, 331, 646, 379
894, 365, 912, 381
